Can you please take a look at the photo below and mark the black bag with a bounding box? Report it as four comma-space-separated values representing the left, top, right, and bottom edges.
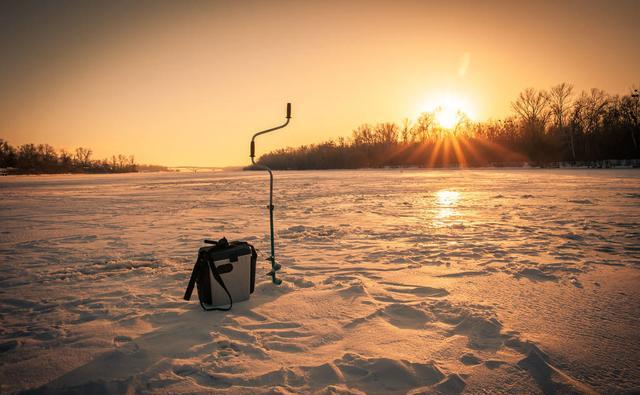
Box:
183, 237, 257, 311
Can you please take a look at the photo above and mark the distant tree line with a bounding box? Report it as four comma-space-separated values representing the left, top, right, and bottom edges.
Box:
253, 84, 640, 170
0, 139, 141, 174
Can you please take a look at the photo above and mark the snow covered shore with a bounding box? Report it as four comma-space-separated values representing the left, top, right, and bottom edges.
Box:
1, 169, 639, 394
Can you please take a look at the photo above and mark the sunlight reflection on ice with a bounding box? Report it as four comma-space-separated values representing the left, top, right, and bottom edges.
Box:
436, 207, 456, 219
436, 190, 460, 206
434, 190, 461, 220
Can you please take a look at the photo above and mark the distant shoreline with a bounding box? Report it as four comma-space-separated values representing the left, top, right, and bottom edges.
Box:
244, 159, 640, 171
0, 169, 176, 176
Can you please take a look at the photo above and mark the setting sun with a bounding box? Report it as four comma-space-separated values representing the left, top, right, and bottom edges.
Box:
435, 106, 461, 129
421, 95, 476, 129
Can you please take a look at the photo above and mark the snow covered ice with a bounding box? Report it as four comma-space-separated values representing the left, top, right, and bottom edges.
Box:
1, 169, 639, 394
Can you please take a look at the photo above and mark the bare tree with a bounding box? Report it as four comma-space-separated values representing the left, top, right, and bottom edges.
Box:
18, 144, 38, 168
75, 147, 92, 167
59, 149, 73, 169
401, 118, 412, 144
571, 89, 609, 159
548, 83, 575, 159
453, 111, 472, 136
352, 124, 374, 146
0, 139, 17, 167
619, 87, 639, 150
411, 112, 435, 142
511, 88, 550, 126
581, 89, 609, 133
548, 83, 574, 128
38, 144, 57, 168
117, 154, 129, 169
373, 123, 399, 145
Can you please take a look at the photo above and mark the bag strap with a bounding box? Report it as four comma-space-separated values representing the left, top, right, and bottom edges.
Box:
200, 258, 232, 311
183, 256, 201, 301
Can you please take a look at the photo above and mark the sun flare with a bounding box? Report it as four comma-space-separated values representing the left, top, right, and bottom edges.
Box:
421, 94, 475, 129
436, 107, 460, 129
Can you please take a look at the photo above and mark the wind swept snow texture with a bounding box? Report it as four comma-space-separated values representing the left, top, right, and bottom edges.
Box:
1, 169, 639, 394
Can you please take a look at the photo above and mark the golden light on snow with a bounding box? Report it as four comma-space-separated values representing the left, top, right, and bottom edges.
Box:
3, 170, 640, 394
434, 190, 460, 220
436, 190, 460, 206
435, 207, 455, 219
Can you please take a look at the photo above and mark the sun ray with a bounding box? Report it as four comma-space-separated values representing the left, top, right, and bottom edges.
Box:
404, 141, 428, 166
472, 136, 530, 164
384, 142, 417, 165
450, 136, 468, 168
427, 138, 444, 168
457, 136, 486, 166
442, 137, 452, 167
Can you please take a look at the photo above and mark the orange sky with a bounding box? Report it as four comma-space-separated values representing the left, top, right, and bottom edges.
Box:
1, 0, 639, 167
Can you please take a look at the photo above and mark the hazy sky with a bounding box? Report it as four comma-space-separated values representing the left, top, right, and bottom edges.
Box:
1, 0, 639, 166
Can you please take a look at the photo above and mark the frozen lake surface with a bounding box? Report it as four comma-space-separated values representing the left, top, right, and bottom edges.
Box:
1, 169, 639, 394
